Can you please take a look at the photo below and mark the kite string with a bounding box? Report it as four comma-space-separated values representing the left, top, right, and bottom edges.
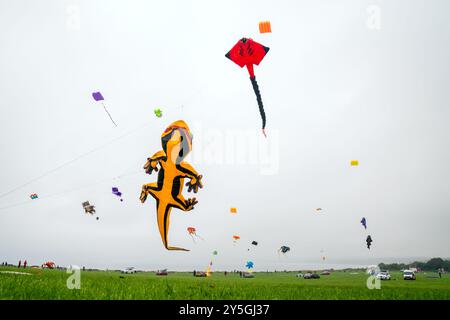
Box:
0, 170, 141, 212
102, 102, 118, 126
0, 123, 148, 201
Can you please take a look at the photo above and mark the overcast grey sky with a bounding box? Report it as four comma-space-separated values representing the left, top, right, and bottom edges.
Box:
0, 0, 449, 271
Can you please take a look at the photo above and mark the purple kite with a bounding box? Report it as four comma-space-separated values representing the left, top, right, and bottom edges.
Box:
112, 187, 123, 202
92, 92, 104, 101
92, 92, 117, 126
361, 217, 367, 230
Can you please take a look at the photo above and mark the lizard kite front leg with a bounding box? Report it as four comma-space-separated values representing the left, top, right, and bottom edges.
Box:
140, 182, 158, 203
177, 161, 204, 193
144, 150, 166, 175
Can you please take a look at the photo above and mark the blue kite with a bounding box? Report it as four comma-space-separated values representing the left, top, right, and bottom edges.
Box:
361, 217, 367, 229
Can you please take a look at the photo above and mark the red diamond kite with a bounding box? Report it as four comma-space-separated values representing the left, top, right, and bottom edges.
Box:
225, 38, 270, 137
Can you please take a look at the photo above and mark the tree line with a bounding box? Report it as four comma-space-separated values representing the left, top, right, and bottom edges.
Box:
378, 257, 449, 271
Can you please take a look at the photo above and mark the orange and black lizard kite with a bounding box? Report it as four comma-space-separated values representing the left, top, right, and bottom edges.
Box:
140, 120, 203, 251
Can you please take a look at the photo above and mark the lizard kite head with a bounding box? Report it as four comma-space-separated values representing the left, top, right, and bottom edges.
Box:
161, 120, 193, 163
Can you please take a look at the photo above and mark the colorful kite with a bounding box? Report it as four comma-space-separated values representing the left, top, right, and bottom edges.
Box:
230, 207, 237, 214
351, 160, 359, 166
259, 21, 272, 33
316, 208, 323, 213
112, 187, 123, 202
361, 217, 367, 229
366, 235, 373, 249
41, 261, 56, 269
92, 91, 117, 126
140, 120, 204, 251
154, 108, 163, 118
82, 201, 96, 215
30, 194, 38, 200
232, 235, 241, 243
205, 265, 212, 277
187, 227, 204, 243
246, 261, 254, 269
225, 38, 270, 136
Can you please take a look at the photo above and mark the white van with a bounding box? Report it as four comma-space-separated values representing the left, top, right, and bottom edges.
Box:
403, 270, 416, 280
121, 267, 136, 274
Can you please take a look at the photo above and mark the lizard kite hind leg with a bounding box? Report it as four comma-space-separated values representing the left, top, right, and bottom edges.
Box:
173, 193, 198, 212
140, 182, 160, 203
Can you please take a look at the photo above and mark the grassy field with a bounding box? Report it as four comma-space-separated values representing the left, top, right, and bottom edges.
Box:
0, 266, 449, 300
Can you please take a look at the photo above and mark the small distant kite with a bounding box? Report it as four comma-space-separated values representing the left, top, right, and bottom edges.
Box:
112, 187, 123, 202
350, 160, 359, 166
212, 250, 218, 256
246, 261, 254, 269
366, 235, 373, 249
92, 91, 117, 126
361, 217, 367, 229
316, 208, 323, 213
230, 207, 237, 214
187, 227, 204, 243
41, 261, 56, 269
82, 201, 96, 215
278, 246, 290, 254
248, 240, 259, 251
225, 38, 270, 137
259, 21, 272, 33
232, 235, 240, 243
154, 108, 163, 118
30, 194, 38, 200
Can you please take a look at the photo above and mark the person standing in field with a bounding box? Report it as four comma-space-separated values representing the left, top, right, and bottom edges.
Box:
24, 260, 27, 268
18, 260, 21, 268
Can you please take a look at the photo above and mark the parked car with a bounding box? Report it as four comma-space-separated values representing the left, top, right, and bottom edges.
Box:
121, 267, 136, 274
193, 271, 207, 277
156, 269, 168, 276
403, 270, 416, 280
242, 272, 255, 278
304, 273, 320, 279
376, 270, 391, 280
320, 270, 331, 276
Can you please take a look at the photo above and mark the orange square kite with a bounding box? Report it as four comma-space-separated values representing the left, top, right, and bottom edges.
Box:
259, 21, 272, 33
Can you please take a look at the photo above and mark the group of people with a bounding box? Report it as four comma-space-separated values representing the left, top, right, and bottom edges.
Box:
0, 260, 27, 268
17, 260, 28, 268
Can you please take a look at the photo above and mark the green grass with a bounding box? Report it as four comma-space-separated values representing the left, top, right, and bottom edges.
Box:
0, 266, 449, 300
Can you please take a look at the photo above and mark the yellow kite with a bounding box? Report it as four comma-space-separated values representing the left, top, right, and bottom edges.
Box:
140, 120, 203, 251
